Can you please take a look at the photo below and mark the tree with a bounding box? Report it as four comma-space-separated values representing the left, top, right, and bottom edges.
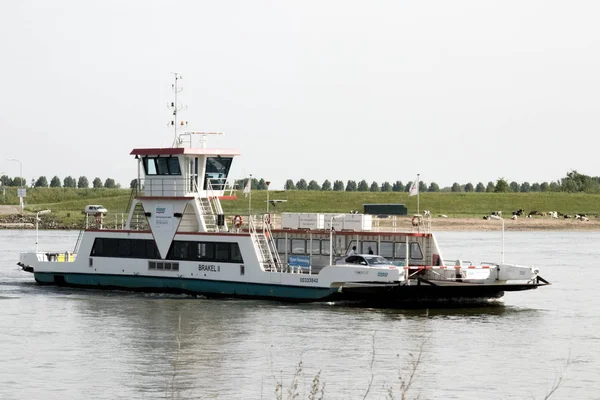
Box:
50, 176, 61, 188
509, 181, 520, 192
520, 182, 531, 192
451, 182, 461, 192
531, 182, 541, 192
321, 180, 332, 191
494, 178, 510, 193
392, 181, 403, 192
296, 179, 307, 190
418, 181, 427, 193
345, 180, 357, 191
63, 176, 76, 188
284, 179, 296, 190
540, 182, 549, 192
381, 182, 392, 192
14, 177, 25, 187
130, 179, 138, 189
92, 177, 103, 188
464, 182, 474, 192
428, 182, 440, 192
549, 181, 560, 191
357, 180, 369, 192
307, 180, 320, 191
404, 182, 413, 192
475, 182, 485, 192
333, 180, 344, 191
0, 175, 11, 186
78, 176, 89, 188
486, 181, 495, 192
369, 181, 380, 192
257, 178, 268, 190
104, 178, 116, 188
34, 176, 48, 188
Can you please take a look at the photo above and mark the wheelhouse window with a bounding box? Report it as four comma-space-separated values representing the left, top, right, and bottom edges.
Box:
204, 156, 233, 189
142, 156, 182, 176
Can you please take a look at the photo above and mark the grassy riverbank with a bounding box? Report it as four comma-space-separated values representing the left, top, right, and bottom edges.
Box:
2, 188, 600, 228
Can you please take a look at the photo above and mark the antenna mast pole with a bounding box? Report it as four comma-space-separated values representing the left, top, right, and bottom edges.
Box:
169, 73, 187, 147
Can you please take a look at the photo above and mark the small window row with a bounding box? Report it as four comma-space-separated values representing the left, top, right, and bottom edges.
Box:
143, 156, 182, 176
149, 261, 179, 271
274, 238, 423, 260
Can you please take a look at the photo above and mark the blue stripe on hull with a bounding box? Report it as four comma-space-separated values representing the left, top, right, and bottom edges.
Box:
33, 272, 338, 301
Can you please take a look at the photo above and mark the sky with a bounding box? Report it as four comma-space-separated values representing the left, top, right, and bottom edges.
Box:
1, 0, 599, 189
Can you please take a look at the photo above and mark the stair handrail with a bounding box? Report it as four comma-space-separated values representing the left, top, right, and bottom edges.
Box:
262, 214, 283, 271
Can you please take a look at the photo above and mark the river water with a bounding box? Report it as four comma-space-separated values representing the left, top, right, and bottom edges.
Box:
0, 230, 598, 399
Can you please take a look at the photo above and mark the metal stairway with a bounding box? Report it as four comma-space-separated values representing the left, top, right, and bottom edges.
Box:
249, 215, 282, 272
197, 197, 218, 232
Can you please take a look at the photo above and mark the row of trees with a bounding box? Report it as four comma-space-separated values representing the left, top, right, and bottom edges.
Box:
278, 171, 600, 193
0, 175, 120, 189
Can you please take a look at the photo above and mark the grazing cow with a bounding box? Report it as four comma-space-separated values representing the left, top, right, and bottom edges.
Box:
548, 211, 558, 218
564, 215, 572, 219
483, 215, 490, 220
491, 211, 502, 217
528, 211, 543, 218
511, 215, 518, 220
489, 214, 502, 220
423, 210, 431, 217
512, 209, 525, 217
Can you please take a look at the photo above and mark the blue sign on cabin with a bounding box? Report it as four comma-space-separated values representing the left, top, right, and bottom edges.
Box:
288, 255, 310, 268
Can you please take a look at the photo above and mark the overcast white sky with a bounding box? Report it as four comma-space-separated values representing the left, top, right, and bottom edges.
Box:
1, 0, 598, 189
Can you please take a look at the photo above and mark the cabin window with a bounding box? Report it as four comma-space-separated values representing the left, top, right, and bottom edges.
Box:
291, 239, 306, 255
361, 241, 377, 254
91, 238, 160, 259
321, 240, 331, 255
168, 157, 181, 175
309, 239, 320, 255
156, 157, 169, 175
410, 242, 423, 260
142, 156, 182, 176
144, 157, 157, 175
276, 238, 287, 254
394, 242, 407, 259
214, 242, 230, 261
204, 156, 233, 190
231, 244, 243, 262
172, 242, 189, 260
380, 242, 394, 258
197, 243, 215, 261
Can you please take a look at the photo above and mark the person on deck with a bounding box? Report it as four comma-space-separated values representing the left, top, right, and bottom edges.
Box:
347, 246, 357, 256
368, 247, 374, 255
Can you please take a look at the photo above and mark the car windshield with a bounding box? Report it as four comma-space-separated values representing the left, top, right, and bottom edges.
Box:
363, 255, 390, 265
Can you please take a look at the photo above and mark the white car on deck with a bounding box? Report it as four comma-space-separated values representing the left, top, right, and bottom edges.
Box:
335, 254, 396, 267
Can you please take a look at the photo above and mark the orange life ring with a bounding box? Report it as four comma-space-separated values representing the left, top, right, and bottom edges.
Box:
233, 215, 243, 227
411, 215, 421, 226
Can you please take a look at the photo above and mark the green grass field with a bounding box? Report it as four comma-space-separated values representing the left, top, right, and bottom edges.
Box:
4, 187, 599, 224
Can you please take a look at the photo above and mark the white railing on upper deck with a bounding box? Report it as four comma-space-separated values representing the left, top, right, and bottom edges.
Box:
206, 177, 238, 197
138, 178, 195, 197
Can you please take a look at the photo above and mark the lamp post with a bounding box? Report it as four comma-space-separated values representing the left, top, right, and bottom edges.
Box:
36, 209, 51, 252
8, 158, 23, 213
329, 214, 345, 265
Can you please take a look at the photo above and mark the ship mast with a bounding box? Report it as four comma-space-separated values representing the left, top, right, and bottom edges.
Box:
168, 72, 187, 147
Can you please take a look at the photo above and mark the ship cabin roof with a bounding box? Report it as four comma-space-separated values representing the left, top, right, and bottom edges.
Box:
130, 148, 241, 157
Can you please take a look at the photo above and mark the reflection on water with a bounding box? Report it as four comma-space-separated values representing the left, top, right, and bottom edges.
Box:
1, 230, 599, 399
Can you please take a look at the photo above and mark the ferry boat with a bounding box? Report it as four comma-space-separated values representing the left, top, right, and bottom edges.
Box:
17, 79, 550, 305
